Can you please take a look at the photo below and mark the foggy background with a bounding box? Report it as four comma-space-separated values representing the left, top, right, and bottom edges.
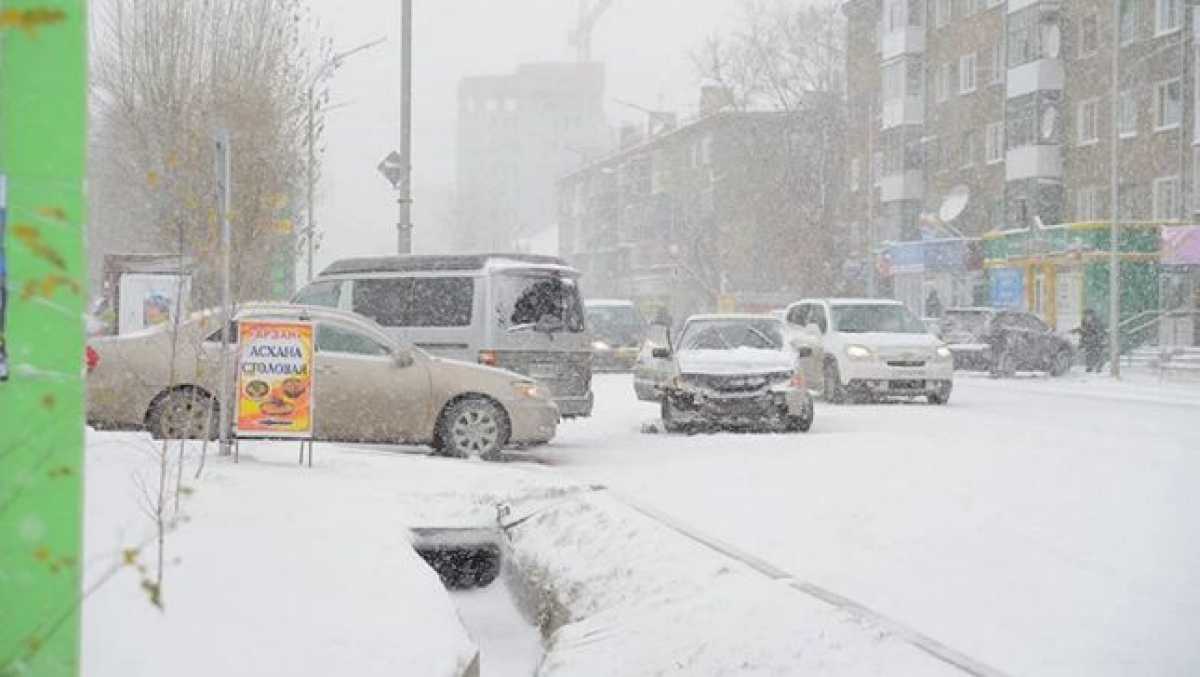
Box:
308, 0, 735, 272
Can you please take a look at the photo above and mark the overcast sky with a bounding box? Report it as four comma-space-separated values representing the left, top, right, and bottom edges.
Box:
306, 0, 736, 272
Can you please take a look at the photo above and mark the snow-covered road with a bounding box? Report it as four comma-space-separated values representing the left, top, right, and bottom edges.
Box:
531, 372, 1200, 677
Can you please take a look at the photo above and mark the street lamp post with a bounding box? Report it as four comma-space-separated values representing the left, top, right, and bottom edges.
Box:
303, 37, 385, 282
1108, 0, 1121, 378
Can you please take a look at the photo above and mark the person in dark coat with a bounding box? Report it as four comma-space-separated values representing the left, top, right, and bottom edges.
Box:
925, 289, 944, 318
1074, 309, 1107, 373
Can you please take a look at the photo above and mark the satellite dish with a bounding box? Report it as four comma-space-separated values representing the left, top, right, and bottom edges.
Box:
1043, 24, 1061, 58
939, 184, 970, 223
1041, 105, 1059, 141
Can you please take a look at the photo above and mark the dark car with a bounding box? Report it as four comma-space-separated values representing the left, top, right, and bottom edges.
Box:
939, 308, 1074, 377
585, 300, 648, 372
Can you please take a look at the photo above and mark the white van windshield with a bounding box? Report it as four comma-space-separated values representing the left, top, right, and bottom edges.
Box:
496, 273, 585, 334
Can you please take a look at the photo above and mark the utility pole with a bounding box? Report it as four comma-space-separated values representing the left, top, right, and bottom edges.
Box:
398, 0, 414, 254
1108, 0, 1121, 378
215, 131, 234, 456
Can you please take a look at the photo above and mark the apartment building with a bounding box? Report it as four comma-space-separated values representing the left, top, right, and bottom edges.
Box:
557, 91, 844, 321
844, 0, 1196, 316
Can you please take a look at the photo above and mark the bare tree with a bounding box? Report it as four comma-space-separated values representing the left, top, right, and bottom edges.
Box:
692, 0, 851, 297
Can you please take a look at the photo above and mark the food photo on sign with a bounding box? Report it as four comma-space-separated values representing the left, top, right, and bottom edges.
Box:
235, 320, 315, 437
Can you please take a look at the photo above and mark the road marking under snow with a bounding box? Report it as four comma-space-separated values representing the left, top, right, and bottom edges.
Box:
610, 490, 1014, 677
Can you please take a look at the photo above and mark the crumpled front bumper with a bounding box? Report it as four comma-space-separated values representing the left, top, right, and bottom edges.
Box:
664, 383, 811, 427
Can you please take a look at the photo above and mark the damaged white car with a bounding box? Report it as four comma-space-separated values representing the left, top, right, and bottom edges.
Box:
653, 314, 814, 434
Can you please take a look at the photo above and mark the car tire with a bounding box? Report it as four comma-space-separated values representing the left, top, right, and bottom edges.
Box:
147, 387, 219, 440
823, 360, 847, 404
927, 384, 952, 405
661, 396, 686, 434
1049, 350, 1072, 377
438, 397, 508, 461
785, 405, 813, 432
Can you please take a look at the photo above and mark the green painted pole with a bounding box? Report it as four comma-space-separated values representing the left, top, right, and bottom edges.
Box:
0, 1, 89, 676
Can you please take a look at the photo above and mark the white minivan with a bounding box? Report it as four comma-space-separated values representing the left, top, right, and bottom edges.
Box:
784, 298, 954, 404
293, 254, 594, 418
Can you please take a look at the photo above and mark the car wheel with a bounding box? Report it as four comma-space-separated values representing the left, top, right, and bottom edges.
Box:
823, 360, 846, 404
439, 397, 508, 461
927, 384, 952, 405
785, 405, 813, 432
661, 396, 685, 434
148, 387, 218, 440
1049, 350, 1072, 377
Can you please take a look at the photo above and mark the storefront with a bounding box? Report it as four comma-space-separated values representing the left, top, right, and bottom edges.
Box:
880, 238, 984, 317
1160, 225, 1200, 347
982, 223, 1160, 333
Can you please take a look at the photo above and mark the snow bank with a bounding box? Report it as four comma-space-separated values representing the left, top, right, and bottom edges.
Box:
503, 491, 961, 677
82, 432, 479, 677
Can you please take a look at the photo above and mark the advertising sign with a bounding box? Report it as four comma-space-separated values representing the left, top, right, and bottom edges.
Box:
117, 273, 191, 334
1162, 225, 1200, 266
235, 321, 315, 438
990, 268, 1025, 309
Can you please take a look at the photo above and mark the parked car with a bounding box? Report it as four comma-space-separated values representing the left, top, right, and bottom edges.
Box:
654, 314, 814, 433
585, 299, 647, 372
85, 304, 559, 459
784, 298, 954, 404
939, 307, 1075, 377
292, 253, 593, 418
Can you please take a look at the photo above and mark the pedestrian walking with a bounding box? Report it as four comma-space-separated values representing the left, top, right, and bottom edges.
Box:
1073, 309, 1107, 373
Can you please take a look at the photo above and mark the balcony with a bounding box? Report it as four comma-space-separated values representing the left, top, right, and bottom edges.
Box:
881, 95, 924, 129
880, 26, 925, 61
1007, 59, 1063, 99
880, 170, 924, 202
1005, 144, 1062, 181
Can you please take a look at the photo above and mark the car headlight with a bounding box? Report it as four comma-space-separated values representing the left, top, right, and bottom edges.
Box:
936, 346, 953, 360
845, 344, 874, 360
591, 340, 610, 351
512, 381, 546, 399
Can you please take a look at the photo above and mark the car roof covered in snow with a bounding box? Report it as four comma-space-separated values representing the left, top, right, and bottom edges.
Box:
944, 306, 1000, 314
790, 298, 904, 307
684, 313, 781, 323
319, 253, 573, 277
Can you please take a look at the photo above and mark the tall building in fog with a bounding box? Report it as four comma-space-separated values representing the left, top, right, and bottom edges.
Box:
455, 62, 610, 253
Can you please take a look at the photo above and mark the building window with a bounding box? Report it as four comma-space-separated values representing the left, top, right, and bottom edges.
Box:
1153, 176, 1181, 219
1117, 90, 1137, 137
1076, 186, 1102, 221
909, 0, 925, 27
872, 151, 883, 185
1120, 1, 1138, 45
887, 0, 906, 32
938, 62, 952, 102
1155, 78, 1182, 130
1078, 14, 1098, 57
934, 0, 951, 28
1156, 0, 1182, 36
988, 43, 1005, 85
1077, 98, 1100, 145
1008, 6, 1042, 68
960, 129, 977, 167
959, 53, 977, 94
906, 58, 924, 97
883, 60, 905, 101
985, 121, 1004, 163
850, 157, 861, 191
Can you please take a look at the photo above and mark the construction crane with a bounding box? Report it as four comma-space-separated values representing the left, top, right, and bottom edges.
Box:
569, 0, 615, 62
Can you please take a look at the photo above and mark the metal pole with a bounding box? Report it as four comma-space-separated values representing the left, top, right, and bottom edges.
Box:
398, 0, 414, 254
306, 84, 316, 282
1109, 0, 1121, 378
866, 101, 876, 297
216, 131, 235, 455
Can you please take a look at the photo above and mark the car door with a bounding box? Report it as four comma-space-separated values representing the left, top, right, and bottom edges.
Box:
313, 321, 431, 443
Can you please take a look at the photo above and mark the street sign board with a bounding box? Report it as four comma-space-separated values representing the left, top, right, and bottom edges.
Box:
235, 320, 316, 438
377, 150, 405, 189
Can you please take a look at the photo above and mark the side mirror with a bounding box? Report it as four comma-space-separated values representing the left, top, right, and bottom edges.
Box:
393, 350, 414, 368
794, 346, 813, 358
651, 347, 672, 360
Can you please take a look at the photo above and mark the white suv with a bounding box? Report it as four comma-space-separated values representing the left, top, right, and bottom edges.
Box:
784, 298, 954, 404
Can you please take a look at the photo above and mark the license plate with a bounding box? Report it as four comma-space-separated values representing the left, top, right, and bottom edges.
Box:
889, 380, 926, 390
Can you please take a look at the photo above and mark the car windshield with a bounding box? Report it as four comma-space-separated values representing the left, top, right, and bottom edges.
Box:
586, 305, 644, 346
679, 319, 783, 350
832, 304, 928, 334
